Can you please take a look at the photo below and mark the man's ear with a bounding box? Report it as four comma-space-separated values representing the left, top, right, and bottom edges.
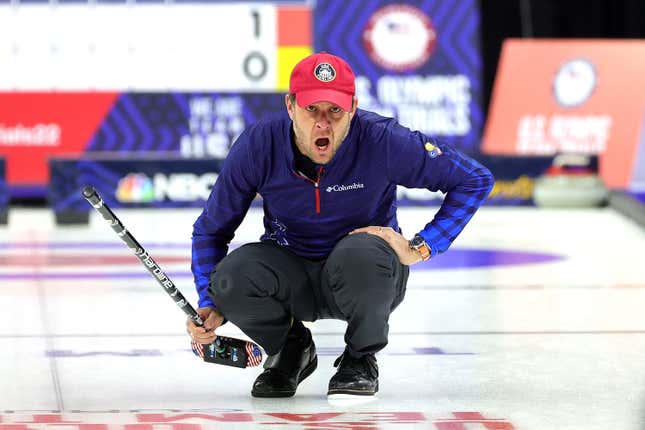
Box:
285, 94, 295, 120
349, 97, 358, 118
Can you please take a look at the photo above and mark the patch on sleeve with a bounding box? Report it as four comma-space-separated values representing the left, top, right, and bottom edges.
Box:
424, 142, 442, 158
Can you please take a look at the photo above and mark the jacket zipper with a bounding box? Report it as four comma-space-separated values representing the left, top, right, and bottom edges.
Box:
314, 166, 323, 214
293, 166, 324, 214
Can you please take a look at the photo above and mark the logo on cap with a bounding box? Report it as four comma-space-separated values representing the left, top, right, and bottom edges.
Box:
314, 63, 336, 82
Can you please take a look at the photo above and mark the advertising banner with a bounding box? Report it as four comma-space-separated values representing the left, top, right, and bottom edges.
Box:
49, 156, 228, 220
396, 154, 558, 207
482, 39, 645, 190
49, 153, 561, 224
314, 0, 483, 152
0, 92, 285, 194
0, 92, 118, 188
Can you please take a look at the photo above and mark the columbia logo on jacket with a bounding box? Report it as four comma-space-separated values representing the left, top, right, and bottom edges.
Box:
325, 182, 365, 193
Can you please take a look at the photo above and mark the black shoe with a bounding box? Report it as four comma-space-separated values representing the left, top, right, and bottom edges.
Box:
327, 350, 378, 396
251, 325, 317, 398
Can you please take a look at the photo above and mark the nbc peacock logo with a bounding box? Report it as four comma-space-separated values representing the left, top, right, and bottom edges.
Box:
116, 173, 155, 203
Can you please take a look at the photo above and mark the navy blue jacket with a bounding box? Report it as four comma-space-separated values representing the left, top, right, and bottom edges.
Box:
192, 109, 494, 308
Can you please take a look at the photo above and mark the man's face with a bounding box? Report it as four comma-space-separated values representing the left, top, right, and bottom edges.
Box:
286, 95, 357, 165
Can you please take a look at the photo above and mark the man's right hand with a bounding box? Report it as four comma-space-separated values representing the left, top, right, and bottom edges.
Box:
186, 307, 225, 345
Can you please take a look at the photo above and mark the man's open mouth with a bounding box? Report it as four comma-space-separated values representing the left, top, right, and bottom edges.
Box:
315, 138, 330, 151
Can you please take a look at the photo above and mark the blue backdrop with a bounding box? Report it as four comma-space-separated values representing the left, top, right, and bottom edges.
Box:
314, 0, 482, 152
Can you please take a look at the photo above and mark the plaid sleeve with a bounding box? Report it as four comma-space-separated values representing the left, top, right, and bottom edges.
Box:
386, 126, 494, 257
191, 133, 257, 308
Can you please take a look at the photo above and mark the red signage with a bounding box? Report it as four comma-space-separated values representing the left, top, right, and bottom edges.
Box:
482, 40, 645, 189
0, 92, 118, 186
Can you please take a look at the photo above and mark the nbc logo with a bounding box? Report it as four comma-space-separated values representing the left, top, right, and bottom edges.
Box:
115, 172, 218, 203
116, 173, 155, 203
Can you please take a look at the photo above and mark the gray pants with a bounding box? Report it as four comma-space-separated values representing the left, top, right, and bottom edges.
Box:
209, 233, 409, 357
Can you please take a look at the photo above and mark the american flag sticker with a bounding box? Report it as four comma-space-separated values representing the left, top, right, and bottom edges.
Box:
191, 341, 205, 359
245, 342, 263, 367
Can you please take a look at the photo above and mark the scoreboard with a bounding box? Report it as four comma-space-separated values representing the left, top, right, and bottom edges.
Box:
0, 2, 311, 91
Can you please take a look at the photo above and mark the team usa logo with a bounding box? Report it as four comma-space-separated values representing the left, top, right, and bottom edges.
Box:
314, 63, 336, 82
363, 4, 437, 71
553, 58, 597, 107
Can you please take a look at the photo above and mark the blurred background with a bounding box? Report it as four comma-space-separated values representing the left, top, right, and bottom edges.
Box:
1, 0, 644, 223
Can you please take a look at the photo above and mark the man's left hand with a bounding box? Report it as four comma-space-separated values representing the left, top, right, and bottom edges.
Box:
350, 226, 423, 266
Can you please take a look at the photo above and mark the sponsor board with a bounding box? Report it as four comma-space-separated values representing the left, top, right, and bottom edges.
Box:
0, 93, 286, 197
47, 154, 560, 225
48, 157, 228, 219
0, 92, 118, 189
482, 39, 645, 190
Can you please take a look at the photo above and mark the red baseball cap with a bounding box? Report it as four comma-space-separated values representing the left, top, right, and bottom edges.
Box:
289, 52, 356, 111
